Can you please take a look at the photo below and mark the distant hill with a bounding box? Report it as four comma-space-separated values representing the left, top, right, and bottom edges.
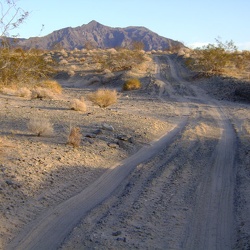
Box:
16, 20, 184, 51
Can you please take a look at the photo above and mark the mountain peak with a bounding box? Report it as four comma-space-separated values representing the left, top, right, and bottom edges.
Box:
86, 20, 102, 28
17, 21, 184, 51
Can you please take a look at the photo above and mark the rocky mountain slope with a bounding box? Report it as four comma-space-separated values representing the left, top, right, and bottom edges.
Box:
17, 20, 184, 51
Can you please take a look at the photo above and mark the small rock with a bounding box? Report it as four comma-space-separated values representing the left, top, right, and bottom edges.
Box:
6, 180, 14, 186
83, 138, 95, 144
108, 143, 119, 149
93, 129, 103, 135
102, 123, 114, 131
128, 137, 135, 143
117, 134, 130, 141
112, 231, 122, 236
117, 237, 126, 242
85, 134, 96, 138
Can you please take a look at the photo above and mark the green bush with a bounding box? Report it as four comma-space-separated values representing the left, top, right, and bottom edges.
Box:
0, 48, 57, 87
186, 39, 239, 74
123, 78, 141, 91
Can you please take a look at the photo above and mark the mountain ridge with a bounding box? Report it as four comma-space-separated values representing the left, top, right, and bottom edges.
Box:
17, 20, 184, 51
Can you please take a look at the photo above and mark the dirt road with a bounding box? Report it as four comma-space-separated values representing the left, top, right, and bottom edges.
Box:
7, 55, 243, 249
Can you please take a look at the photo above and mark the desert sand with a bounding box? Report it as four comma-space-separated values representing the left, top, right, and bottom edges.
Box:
1, 53, 250, 249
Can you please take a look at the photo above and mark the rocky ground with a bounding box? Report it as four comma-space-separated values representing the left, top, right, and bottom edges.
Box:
1, 53, 250, 249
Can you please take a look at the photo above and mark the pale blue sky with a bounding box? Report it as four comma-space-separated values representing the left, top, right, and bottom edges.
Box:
4, 0, 250, 50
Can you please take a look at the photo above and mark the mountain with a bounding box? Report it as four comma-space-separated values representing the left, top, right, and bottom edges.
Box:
17, 20, 184, 51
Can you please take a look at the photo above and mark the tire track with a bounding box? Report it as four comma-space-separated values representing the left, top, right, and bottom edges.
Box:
61, 56, 236, 249
182, 106, 237, 250
8, 54, 238, 250
7, 116, 189, 250
166, 55, 237, 249
60, 110, 219, 249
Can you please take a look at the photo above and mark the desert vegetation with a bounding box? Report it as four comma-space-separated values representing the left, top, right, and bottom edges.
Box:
87, 89, 118, 108
67, 127, 82, 147
1, 2, 250, 249
70, 97, 87, 112
0, 1, 57, 93
0, 47, 57, 88
35, 80, 62, 94
123, 78, 142, 91
185, 39, 250, 79
27, 117, 54, 137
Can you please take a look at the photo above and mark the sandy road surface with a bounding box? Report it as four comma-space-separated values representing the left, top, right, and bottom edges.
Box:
7, 54, 242, 249
7, 120, 188, 250
166, 56, 237, 249
61, 55, 239, 250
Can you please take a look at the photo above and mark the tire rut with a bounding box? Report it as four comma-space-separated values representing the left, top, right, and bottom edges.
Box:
7, 116, 188, 250
64, 55, 238, 250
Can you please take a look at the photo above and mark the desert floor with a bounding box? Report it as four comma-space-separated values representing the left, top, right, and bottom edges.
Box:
1, 54, 250, 249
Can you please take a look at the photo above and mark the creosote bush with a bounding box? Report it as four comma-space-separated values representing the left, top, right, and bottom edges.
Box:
27, 117, 54, 136
67, 127, 82, 147
93, 48, 146, 72
70, 97, 87, 112
123, 78, 141, 91
0, 48, 57, 87
88, 89, 118, 108
185, 38, 250, 76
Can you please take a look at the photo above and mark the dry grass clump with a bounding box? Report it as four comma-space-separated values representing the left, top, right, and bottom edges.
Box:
59, 59, 69, 65
31, 80, 62, 99
31, 87, 56, 99
27, 117, 54, 136
0, 80, 61, 99
1, 86, 32, 98
67, 127, 82, 147
36, 80, 62, 94
17, 87, 32, 98
123, 78, 141, 91
1, 87, 19, 96
88, 89, 118, 108
70, 97, 87, 112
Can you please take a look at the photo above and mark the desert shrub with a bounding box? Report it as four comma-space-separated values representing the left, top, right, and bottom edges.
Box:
1, 87, 18, 95
0, 47, 56, 87
92, 49, 146, 72
17, 87, 32, 98
59, 59, 69, 65
67, 127, 81, 147
68, 70, 75, 76
36, 80, 62, 94
131, 41, 144, 51
70, 98, 87, 112
186, 38, 239, 74
27, 117, 54, 136
1, 86, 31, 98
70, 65, 77, 71
0, 1, 57, 88
60, 49, 68, 57
31, 87, 56, 99
88, 89, 118, 108
123, 78, 141, 91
